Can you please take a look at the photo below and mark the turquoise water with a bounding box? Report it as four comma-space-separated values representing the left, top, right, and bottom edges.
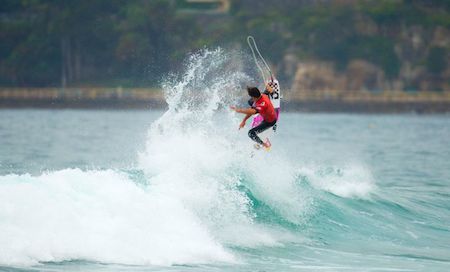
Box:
1, 110, 449, 271
1, 49, 450, 271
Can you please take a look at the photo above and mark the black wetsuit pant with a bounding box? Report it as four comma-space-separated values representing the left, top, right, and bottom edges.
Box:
248, 120, 277, 145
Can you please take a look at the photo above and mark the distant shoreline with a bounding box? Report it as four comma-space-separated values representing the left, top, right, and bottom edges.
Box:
1, 88, 450, 113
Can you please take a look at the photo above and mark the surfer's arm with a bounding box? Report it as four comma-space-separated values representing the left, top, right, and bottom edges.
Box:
239, 113, 252, 129
230, 106, 257, 115
230, 106, 257, 129
265, 83, 273, 94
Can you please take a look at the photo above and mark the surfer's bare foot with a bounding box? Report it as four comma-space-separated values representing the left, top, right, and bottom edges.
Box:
263, 139, 271, 149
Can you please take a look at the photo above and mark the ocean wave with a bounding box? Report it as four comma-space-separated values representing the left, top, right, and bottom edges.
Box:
0, 49, 381, 267
0, 168, 234, 266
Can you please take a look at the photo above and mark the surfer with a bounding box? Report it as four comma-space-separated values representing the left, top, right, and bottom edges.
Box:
230, 86, 277, 149
251, 79, 281, 132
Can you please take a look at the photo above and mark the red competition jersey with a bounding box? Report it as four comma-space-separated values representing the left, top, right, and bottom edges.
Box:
253, 94, 277, 123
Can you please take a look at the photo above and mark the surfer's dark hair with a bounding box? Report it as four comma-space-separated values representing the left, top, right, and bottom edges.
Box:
247, 87, 261, 98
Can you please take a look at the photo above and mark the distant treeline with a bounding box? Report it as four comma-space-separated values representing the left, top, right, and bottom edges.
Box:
1, 0, 449, 88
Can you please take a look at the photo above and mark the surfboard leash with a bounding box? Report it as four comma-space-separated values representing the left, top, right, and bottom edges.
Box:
247, 36, 273, 83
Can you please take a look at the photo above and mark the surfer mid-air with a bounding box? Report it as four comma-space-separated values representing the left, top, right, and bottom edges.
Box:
230, 86, 277, 150
251, 78, 280, 132
231, 36, 281, 150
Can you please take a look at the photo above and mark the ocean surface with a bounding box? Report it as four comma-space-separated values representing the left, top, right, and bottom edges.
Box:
1, 49, 450, 271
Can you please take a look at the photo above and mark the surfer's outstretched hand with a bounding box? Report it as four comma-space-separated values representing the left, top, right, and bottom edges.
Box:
265, 83, 273, 93
239, 121, 246, 130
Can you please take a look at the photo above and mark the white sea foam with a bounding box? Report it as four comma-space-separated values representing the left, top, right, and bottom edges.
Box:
138, 48, 301, 247
0, 49, 313, 267
0, 168, 234, 266
243, 152, 314, 225
298, 163, 376, 198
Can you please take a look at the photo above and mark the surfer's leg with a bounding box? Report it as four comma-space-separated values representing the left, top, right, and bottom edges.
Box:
248, 120, 276, 145
248, 128, 264, 145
